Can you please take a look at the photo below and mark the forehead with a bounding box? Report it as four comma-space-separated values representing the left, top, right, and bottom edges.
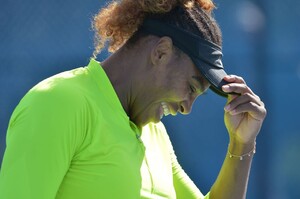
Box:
175, 51, 210, 90
176, 50, 205, 77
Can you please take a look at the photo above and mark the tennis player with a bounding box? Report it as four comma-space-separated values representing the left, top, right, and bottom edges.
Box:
0, 0, 266, 198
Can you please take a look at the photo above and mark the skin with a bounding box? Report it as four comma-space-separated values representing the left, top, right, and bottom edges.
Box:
102, 35, 210, 128
210, 75, 266, 199
102, 35, 266, 199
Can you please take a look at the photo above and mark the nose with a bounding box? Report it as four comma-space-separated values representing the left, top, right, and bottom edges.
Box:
179, 98, 195, 115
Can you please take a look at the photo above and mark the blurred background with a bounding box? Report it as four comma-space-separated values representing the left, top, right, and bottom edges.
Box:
0, 0, 299, 198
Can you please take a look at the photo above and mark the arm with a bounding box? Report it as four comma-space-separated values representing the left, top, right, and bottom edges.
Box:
0, 85, 87, 199
209, 75, 267, 199
157, 122, 208, 199
173, 152, 208, 199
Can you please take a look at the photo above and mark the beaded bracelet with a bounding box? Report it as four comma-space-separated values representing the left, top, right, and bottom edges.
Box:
228, 143, 256, 160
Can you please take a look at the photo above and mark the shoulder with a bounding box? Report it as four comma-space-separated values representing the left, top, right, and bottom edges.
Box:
31, 67, 87, 97
24, 67, 91, 107
10, 68, 93, 125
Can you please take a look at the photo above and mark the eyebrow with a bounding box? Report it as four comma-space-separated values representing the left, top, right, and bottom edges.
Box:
192, 76, 209, 93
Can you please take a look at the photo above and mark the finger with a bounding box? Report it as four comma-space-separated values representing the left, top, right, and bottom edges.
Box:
228, 101, 267, 121
224, 75, 246, 84
222, 83, 255, 95
224, 93, 262, 112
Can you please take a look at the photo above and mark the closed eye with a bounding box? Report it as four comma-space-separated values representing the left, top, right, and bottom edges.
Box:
190, 85, 196, 94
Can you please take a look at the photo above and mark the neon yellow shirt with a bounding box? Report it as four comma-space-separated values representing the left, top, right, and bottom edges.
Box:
0, 59, 209, 199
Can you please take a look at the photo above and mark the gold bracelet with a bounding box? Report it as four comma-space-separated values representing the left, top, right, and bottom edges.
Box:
228, 143, 256, 160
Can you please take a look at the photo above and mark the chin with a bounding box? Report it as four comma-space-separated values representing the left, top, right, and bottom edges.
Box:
149, 116, 162, 124
134, 108, 162, 127
140, 117, 160, 127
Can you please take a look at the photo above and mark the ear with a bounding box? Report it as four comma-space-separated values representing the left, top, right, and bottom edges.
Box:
150, 36, 174, 66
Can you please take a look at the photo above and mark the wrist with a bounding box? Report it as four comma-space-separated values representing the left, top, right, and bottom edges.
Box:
228, 139, 256, 159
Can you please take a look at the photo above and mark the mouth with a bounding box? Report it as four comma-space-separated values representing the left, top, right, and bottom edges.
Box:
160, 102, 171, 119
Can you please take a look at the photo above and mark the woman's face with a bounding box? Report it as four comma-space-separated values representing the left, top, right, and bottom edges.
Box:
131, 44, 210, 127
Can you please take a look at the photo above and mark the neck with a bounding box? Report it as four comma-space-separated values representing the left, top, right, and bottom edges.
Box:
101, 46, 149, 127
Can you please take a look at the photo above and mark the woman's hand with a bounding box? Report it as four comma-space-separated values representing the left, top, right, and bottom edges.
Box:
222, 75, 267, 144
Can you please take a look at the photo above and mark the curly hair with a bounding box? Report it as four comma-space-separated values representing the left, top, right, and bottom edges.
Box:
92, 0, 221, 56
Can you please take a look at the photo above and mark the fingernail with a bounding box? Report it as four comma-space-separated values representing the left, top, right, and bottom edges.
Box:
224, 104, 230, 111
222, 85, 230, 91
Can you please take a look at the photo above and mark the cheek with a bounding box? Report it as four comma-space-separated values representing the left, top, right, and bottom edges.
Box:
168, 83, 189, 100
158, 70, 189, 99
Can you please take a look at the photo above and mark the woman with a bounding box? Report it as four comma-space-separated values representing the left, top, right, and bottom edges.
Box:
0, 0, 266, 198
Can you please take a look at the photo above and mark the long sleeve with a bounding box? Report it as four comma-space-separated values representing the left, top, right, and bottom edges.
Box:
0, 82, 88, 199
157, 123, 210, 199
171, 144, 210, 199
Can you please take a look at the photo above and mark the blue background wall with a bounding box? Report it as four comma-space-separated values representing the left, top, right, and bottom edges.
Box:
1, 0, 299, 198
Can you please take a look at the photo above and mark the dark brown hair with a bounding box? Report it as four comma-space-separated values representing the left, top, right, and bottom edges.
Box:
92, 0, 222, 56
